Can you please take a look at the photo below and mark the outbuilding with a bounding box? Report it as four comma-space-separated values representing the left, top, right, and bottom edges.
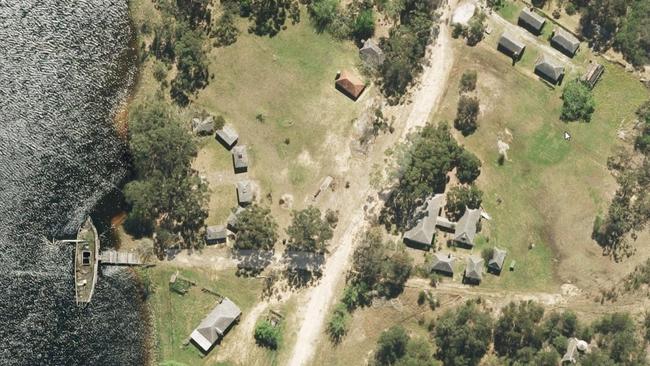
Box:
190, 298, 241, 352
192, 116, 215, 135
488, 247, 507, 274
518, 8, 546, 34
403, 194, 445, 249
231, 145, 248, 173
453, 207, 481, 247
551, 28, 580, 57
236, 180, 254, 205
497, 32, 526, 60
464, 256, 484, 284
359, 39, 385, 67
205, 225, 227, 245
216, 125, 239, 149
335, 70, 366, 101
534, 54, 565, 84
430, 253, 456, 277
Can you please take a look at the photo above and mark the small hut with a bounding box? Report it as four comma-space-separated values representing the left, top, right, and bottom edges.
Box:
335, 70, 366, 101
216, 125, 239, 149
497, 32, 526, 61
551, 28, 580, 57
518, 8, 546, 34
534, 54, 565, 84
231, 145, 248, 173
359, 39, 385, 67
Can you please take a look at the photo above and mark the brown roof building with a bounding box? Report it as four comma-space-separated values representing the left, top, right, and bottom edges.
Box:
335, 70, 365, 101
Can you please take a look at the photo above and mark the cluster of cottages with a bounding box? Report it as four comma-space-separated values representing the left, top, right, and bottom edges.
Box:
497, 8, 603, 87
191, 115, 254, 245
402, 194, 508, 284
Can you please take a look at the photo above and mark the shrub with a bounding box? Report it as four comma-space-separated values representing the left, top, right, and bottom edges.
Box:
454, 95, 480, 135
327, 303, 350, 343
375, 326, 409, 365
561, 80, 595, 122
459, 70, 477, 93
456, 150, 482, 184
565, 2, 577, 15
254, 320, 281, 349
352, 9, 375, 41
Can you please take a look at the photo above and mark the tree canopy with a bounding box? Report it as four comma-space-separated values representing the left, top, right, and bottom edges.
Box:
561, 80, 595, 122
286, 206, 333, 253
454, 96, 480, 136
233, 204, 278, 250
445, 185, 483, 221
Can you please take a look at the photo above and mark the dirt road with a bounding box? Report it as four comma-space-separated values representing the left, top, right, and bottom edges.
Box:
286, 3, 457, 365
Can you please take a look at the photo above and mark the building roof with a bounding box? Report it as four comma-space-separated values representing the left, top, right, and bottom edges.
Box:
518, 8, 546, 33
190, 298, 241, 352
206, 225, 227, 241
232, 145, 248, 170
431, 253, 455, 275
227, 207, 246, 231
534, 54, 565, 83
236, 180, 254, 205
403, 194, 444, 247
561, 337, 579, 364
192, 116, 215, 135
582, 62, 604, 88
551, 28, 580, 56
465, 256, 484, 281
335, 70, 366, 100
498, 32, 526, 57
359, 39, 385, 67
488, 247, 507, 271
216, 125, 239, 148
454, 207, 481, 246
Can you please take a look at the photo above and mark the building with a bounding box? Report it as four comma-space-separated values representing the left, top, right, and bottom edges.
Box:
231, 145, 248, 173
464, 256, 484, 283
534, 54, 565, 84
190, 298, 241, 352
561, 337, 579, 364
582, 62, 604, 89
236, 180, 254, 205
518, 8, 546, 34
430, 253, 456, 276
551, 28, 580, 57
403, 194, 445, 249
488, 247, 507, 274
498, 32, 526, 60
335, 70, 366, 101
216, 125, 239, 149
205, 225, 227, 245
454, 207, 481, 247
192, 116, 215, 135
359, 39, 385, 67
227, 207, 246, 232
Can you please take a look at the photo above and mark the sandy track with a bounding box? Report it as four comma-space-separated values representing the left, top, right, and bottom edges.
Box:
286, 3, 457, 365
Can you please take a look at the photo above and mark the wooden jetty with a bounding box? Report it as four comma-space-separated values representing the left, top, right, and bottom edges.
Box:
74, 217, 99, 304
99, 250, 143, 265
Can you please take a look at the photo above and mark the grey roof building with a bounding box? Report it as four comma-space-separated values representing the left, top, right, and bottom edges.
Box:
359, 39, 385, 67
561, 337, 579, 364
551, 28, 580, 56
216, 125, 239, 149
534, 54, 565, 84
236, 180, 254, 205
403, 194, 445, 249
454, 207, 481, 247
190, 297, 241, 352
488, 247, 507, 274
231, 145, 248, 173
497, 32, 526, 60
518, 8, 546, 34
464, 256, 484, 283
205, 225, 227, 244
430, 253, 455, 276
192, 116, 215, 135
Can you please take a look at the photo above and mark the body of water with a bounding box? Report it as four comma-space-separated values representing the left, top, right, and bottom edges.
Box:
0, 1, 147, 364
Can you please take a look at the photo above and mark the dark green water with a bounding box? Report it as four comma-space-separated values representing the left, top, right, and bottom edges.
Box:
0, 1, 148, 364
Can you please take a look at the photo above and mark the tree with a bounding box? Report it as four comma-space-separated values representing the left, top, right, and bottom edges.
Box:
459, 70, 477, 93
634, 101, 650, 154
591, 312, 646, 364
561, 80, 595, 122
493, 301, 545, 360
327, 303, 350, 343
286, 206, 333, 253
233, 204, 278, 250
309, 0, 339, 32
212, 11, 239, 47
352, 9, 375, 41
531, 0, 546, 8
254, 320, 281, 349
433, 300, 493, 366
396, 337, 440, 366
248, 0, 300, 36
614, 0, 650, 67
580, 0, 627, 51
466, 12, 486, 46
445, 185, 483, 221
454, 96, 480, 136
456, 150, 481, 184
176, 0, 213, 30
375, 326, 409, 365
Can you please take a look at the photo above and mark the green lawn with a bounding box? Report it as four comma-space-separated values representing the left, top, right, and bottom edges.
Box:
497, 1, 523, 23
434, 44, 649, 291
142, 266, 261, 365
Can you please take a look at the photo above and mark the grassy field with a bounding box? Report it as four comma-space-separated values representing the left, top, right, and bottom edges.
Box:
142, 266, 262, 365
433, 38, 649, 291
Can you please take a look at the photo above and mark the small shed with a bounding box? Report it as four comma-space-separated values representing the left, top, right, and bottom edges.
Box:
190, 298, 241, 352
534, 54, 565, 84
335, 70, 366, 101
518, 8, 546, 34
453, 207, 481, 247
497, 32, 526, 60
231, 145, 248, 173
488, 247, 507, 274
551, 28, 580, 57
205, 225, 227, 245
430, 253, 456, 277
216, 125, 239, 149
403, 194, 445, 249
582, 62, 604, 89
464, 256, 484, 283
236, 180, 254, 205
192, 116, 215, 135
359, 39, 385, 67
